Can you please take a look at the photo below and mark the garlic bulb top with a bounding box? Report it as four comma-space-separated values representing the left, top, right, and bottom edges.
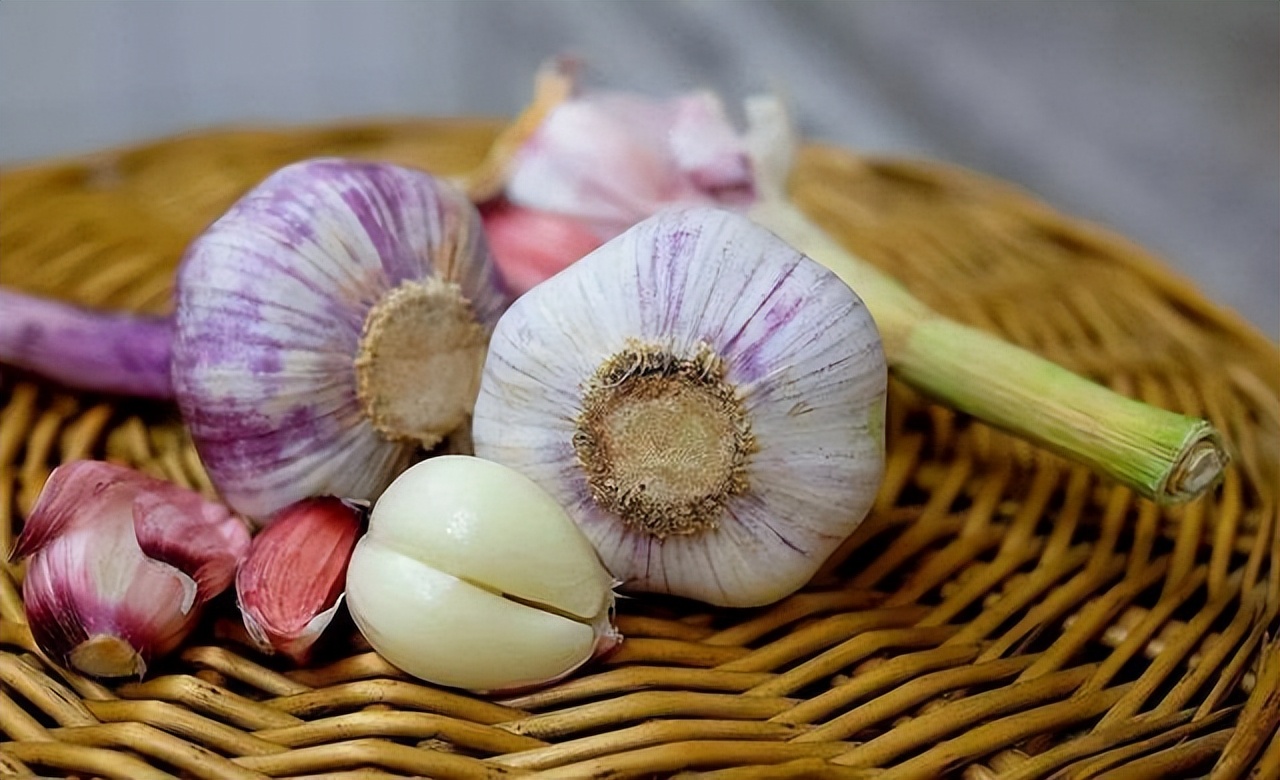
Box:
173, 159, 510, 520
472, 207, 887, 607
483, 65, 1229, 506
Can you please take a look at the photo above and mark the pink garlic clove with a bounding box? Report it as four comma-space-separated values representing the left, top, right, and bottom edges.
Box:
235, 497, 364, 663
480, 200, 604, 295
14, 461, 251, 678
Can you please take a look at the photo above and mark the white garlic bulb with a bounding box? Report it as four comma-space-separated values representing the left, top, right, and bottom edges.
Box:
345, 455, 619, 693
472, 207, 887, 608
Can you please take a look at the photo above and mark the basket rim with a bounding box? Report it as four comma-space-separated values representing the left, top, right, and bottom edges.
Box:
4, 114, 1274, 359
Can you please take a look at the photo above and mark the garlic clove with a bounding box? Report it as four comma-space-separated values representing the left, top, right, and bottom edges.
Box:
472, 207, 887, 608
235, 497, 364, 663
480, 201, 604, 296
367, 456, 612, 621
173, 159, 511, 521
345, 455, 620, 693
15, 461, 251, 677
346, 539, 599, 693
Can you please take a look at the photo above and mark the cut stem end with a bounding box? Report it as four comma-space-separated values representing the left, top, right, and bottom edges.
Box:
356, 279, 488, 449
573, 342, 755, 538
1165, 431, 1229, 504
748, 200, 1229, 504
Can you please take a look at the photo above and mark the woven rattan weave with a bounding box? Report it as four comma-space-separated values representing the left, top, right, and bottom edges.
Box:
0, 120, 1276, 779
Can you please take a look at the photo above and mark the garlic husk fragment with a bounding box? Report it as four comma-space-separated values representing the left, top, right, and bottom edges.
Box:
472, 207, 887, 608
173, 159, 511, 521
345, 455, 619, 693
503, 87, 756, 238
14, 461, 251, 677
235, 497, 364, 663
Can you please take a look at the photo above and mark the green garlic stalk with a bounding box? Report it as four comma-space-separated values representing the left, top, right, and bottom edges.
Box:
740, 97, 1226, 504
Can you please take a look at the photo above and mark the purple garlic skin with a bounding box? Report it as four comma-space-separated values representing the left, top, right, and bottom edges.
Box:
172, 159, 511, 521
15, 461, 251, 677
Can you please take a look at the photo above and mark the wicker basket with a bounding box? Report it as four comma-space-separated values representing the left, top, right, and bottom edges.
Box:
1, 119, 1277, 780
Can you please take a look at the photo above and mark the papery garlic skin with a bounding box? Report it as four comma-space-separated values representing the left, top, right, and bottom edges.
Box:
472, 208, 887, 608
236, 497, 364, 663
345, 455, 619, 693
173, 159, 511, 521
15, 461, 251, 677
506, 89, 755, 239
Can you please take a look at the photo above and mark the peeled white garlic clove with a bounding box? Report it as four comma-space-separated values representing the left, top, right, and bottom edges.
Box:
236, 497, 364, 663
345, 455, 620, 693
14, 461, 251, 677
172, 159, 512, 521
472, 207, 888, 608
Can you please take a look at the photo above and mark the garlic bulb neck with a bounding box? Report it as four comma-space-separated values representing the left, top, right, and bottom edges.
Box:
68, 635, 146, 678
355, 278, 487, 449
573, 341, 755, 539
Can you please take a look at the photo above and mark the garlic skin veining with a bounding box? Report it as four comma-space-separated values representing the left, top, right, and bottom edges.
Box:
472, 207, 887, 608
345, 456, 620, 693
173, 159, 511, 520
14, 461, 251, 678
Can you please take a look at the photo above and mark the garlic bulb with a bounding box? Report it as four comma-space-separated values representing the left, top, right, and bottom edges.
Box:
14, 461, 251, 677
480, 201, 603, 296
173, 159, 511, 520
236, 497, 364, 663
345, 455, 620, 693
472, 62, 1228, 506
471, 207, 887, 608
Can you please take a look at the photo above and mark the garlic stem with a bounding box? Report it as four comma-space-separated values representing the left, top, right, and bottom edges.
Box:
0, 289, 175, 399
748, 199, 1227, 504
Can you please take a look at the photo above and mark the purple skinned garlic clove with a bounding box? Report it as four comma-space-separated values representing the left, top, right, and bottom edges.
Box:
14, 461, 251, 678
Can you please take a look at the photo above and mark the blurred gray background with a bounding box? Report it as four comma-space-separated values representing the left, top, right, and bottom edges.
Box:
1, 1, 1276, 339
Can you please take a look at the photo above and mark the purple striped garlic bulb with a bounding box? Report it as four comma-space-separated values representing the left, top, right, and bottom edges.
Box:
472, 207, 887, 608
173, 159, 511, 520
